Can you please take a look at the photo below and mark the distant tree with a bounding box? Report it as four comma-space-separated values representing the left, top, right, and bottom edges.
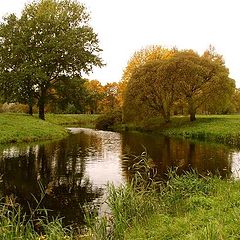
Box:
53, 76, 88, 113
123, 46, 234, 122
101, 82, 121, 112
84, 80, 104, 114
232, 88, 240, 113
0, 0, 103, 119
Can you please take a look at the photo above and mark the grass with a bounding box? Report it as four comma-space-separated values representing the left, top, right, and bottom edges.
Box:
125, 114, 240, 147
0, 113, 100, 144
84, 152, 240, 240
0, 113, 69, 144
125, 174, 240, 240
87, 168, 240, 240
163, 115, 240, 147
0, 203, 72, 239
0, 179, 73, 240
45, 113, 99, 128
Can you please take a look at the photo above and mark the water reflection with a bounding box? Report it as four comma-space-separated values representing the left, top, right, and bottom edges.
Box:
0, 128, 239, 227
121, 132, 233, 179
0, 129, 123, 227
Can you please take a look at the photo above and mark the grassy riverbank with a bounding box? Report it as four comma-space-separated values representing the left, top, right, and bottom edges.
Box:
124, 115, 240, 147
45, 113, 99, 128
2, 171, 240, 239
87, 171, 240, 240
125, 175, 240, 240
0, 113, 69, 144
0, 113, 99, 144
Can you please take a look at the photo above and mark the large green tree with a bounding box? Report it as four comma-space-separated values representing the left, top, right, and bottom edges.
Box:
0, 0, 103, 119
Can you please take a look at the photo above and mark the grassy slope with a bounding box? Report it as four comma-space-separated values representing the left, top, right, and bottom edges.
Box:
163, 115, 240, 146
0, 113, 69, 144
128, 115, 240, 147
0, 113, 100, 144
125, 176, 240, 240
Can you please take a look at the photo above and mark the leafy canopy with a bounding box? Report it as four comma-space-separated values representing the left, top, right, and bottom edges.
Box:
0, 0, 103, 119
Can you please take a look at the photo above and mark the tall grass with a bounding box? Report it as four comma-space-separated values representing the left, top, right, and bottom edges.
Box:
0, 203, 73, 239
85, 182, 160, 240
85, 151, 240, 240
85, 152, 162, 239
0, 202, 72, 239
0, 178, 73, 239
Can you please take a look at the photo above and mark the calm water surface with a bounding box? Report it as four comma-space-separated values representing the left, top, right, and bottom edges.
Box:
0, 128, 240, 227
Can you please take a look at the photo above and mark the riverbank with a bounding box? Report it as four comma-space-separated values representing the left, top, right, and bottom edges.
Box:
86, 170, 240, 240
0, 113, 69, 144
0, 113, 100, 144
2, 170, 240, 239
124, 115, 240, 147
45, 113, 99, 128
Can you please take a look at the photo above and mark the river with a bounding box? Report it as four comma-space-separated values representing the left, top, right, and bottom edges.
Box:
0, 128, 240, 227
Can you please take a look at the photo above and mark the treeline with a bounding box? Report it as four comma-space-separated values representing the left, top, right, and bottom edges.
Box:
0, 0, 239, 122
0, 78, 123, 114
1, 44, 240, 122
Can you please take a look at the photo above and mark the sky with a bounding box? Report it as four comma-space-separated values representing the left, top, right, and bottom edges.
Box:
0, 0, 239, 86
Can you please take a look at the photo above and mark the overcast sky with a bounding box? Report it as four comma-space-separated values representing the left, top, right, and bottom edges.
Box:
1, 0, 239, 86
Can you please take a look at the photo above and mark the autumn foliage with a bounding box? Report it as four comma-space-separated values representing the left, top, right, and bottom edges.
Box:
122, 45, 235, 122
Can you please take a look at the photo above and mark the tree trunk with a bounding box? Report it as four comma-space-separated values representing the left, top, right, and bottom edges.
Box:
190, 111, 196, 121
28, 104, 33, 115
161, 107, 171, 123
164, 111, 171, 123
38, 87, 46, 120
188, 100, 196, 121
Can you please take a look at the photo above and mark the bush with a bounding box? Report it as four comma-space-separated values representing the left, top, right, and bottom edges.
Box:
95, 110, 122, 130
1, 103, 29, 113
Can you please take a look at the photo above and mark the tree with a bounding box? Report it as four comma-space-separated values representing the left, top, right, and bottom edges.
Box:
173, 49, 234, 121
122, 46, 175, 122
123, 46, 234, 123
124, 60, 178, 123
101, 82, 121, 112
120, 46, 175, 106
232, 89, 240, 113
84, 80, 104, 114
52, 76, 88, 113
0, 0, 103, 119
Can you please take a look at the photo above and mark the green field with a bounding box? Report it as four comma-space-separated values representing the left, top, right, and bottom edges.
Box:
162, 115, 240, 147
0, 113, 69, 144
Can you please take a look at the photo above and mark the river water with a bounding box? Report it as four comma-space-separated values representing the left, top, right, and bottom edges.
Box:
0, 128, 240, 227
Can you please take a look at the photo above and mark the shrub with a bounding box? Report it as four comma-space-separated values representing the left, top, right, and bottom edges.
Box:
95, 110, 122, 130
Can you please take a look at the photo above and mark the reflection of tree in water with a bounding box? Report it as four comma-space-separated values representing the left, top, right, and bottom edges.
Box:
121, 132, 232, 181
0, 136, 104, 227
